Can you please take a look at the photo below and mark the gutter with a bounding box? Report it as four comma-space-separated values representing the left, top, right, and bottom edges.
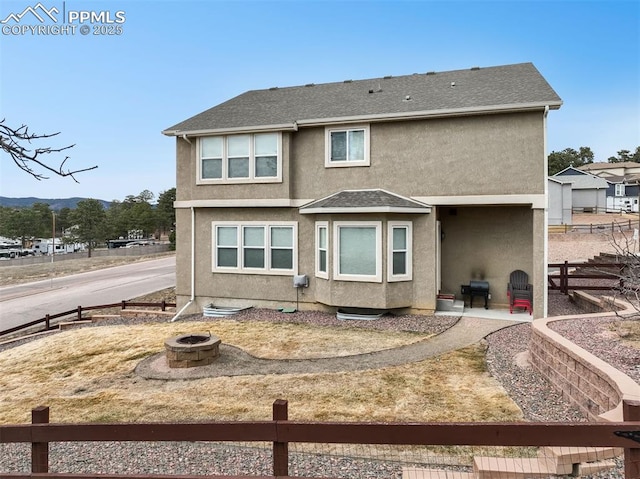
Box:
171, 206, 195, 322
161, 102, 561, 137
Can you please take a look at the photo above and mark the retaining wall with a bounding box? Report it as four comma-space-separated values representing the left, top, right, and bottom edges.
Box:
530, 308, 640, 422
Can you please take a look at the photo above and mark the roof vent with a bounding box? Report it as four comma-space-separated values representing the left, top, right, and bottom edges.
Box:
384, 75, 392, 79
269, 87, 278, 90
471, 66, 480, 70
305, 83, 315, 87
368, 89, 374, 94
343, 79, 353, 83
426, 71, 436, 75
403, 95, 412, 102
450, 82, 456, 88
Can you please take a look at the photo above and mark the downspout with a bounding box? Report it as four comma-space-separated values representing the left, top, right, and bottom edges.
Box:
171, 206, 196, 321
543, 105, 550, 318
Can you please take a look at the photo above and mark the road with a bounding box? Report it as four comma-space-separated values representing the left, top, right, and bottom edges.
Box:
0, 256, 176, 333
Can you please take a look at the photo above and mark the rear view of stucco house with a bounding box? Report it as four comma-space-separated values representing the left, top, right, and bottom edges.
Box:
163, 62, 562, 319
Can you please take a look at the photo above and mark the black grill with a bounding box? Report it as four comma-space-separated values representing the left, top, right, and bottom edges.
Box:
461, 280, 490, 309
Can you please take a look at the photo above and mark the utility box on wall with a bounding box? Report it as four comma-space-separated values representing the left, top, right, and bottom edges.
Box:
293, 274, 308, 288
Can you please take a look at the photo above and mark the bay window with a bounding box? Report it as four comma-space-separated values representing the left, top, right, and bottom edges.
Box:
333, 221, 382, 282
388, 221, 412, 281
315, 222, 328, 278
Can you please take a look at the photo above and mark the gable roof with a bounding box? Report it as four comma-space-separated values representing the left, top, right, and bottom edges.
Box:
550, 174, 609, 190
299, 189, 431, 214
553, 167, 588, 177
164, 63, 562, 136
579, 162, 640, 172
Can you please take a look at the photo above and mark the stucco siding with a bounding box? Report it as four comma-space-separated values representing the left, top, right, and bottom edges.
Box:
439, 206, 534, 309
291, 112, 545, 200
175, 134, 293, 202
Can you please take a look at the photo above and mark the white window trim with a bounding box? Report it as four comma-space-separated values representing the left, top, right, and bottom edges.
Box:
324, 124, 370, 168
615, 184, 626, 197
387, 221, 413, 282
333, 221, 382, 283
197, 133, 282, 184
212, 221, 297, 275
315, 221, 329, 279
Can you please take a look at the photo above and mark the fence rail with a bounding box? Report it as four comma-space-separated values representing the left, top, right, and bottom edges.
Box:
1, 400, 639, 478
550, 218, 639, 234
548, 261, 625, 294
0, 300, 176, 338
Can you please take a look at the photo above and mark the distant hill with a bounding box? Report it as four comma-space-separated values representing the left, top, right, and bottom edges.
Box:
0, 197, 111, 210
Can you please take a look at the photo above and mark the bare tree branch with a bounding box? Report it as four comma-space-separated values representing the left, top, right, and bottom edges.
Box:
0, 119, 97, 182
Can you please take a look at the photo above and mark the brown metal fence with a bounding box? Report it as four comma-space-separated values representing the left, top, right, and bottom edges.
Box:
1, 400, 639, 478
0, 300, 176, 338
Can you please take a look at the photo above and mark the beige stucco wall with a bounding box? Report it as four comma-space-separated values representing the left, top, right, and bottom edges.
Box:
290, 112, 545, 200
438, 205, 535, 310
175, 133, 293, 202
175, 209, 437, 313
173, 109, 548, 316
174, 111, 546, 203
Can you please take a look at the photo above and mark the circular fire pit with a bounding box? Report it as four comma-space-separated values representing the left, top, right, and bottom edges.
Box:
165, 333, 221, 368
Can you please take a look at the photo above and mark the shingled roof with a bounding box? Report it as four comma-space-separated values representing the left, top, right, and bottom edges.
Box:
163, 63, 562, 135
299, 190, 431, 214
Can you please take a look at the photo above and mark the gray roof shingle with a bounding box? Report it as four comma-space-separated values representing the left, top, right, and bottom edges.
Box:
300, 190, 431, 214
164, 63, 562, 134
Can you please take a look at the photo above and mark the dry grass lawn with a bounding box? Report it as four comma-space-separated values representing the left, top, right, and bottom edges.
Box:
0, 321, 522, 425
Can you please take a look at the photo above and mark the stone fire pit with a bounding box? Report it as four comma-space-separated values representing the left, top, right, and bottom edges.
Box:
165, 333, 221, 368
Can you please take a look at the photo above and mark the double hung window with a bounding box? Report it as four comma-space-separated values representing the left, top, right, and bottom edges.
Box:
213, 222, 296, 274
388, 222, 412, 281
200, 133, 280, 183
315, 222, 328, 278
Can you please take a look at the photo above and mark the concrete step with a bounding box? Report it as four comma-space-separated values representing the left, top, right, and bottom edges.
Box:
436, 298, 464, 313
402, 467, 474, 479
538, 446, 622, 474
473, 456, 556, 479
576, 459, 617, 476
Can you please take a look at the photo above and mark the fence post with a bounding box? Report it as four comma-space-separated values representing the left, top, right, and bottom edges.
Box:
31, 406, 49, 473
77, 306, 82, 321
273, 399, 289, 477
45, 314, 50, 330
162, 300, 166, 311
624, 400, 640, 479
562, 261, 569, 294
121, 300, 126, 310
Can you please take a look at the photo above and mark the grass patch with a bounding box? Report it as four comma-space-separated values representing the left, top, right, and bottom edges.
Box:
0, 321, 521, 425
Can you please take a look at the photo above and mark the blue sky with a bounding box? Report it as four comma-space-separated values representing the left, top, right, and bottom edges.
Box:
0, 0, 638, 203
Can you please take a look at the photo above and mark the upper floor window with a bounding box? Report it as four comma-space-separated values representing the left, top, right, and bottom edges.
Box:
615, 184, 626, 197
325, 125, 370, 168
199, 133, 281, 184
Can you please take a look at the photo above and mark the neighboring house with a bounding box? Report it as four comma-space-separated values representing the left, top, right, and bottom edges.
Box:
163, 62, 562, 319
551, 167, 608, 213
577, 163, 640, 213
547, 178, 572, 225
